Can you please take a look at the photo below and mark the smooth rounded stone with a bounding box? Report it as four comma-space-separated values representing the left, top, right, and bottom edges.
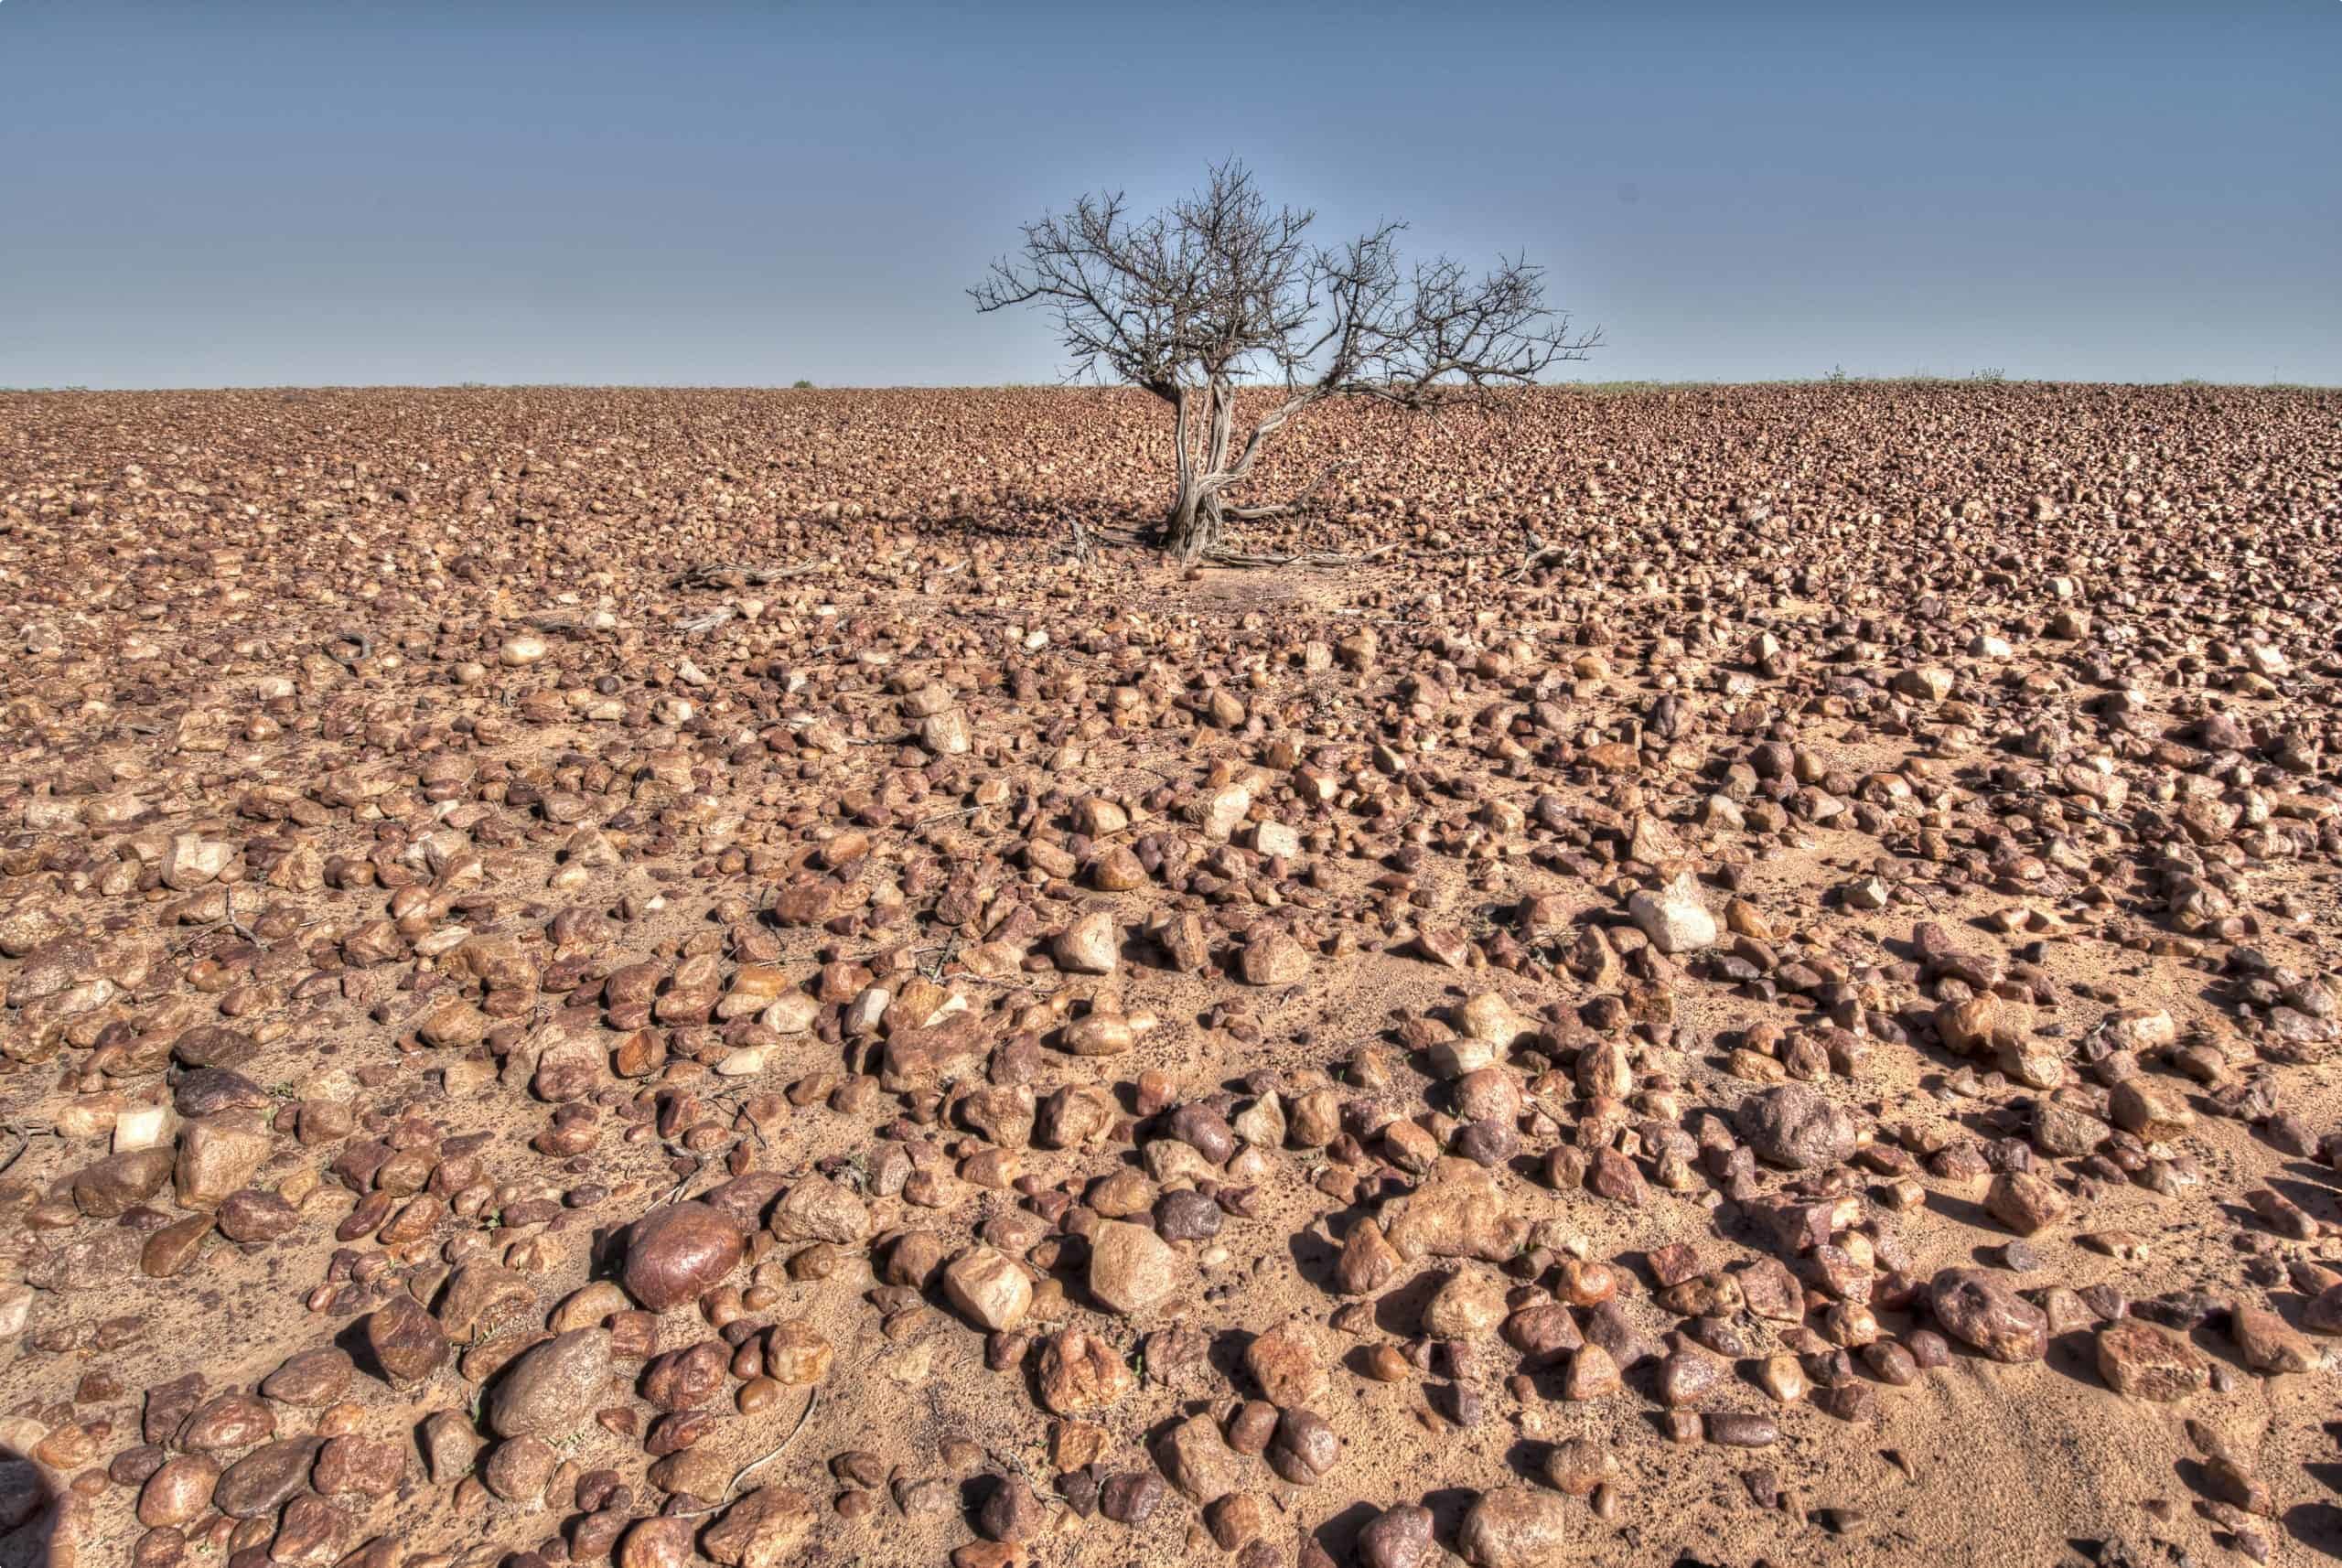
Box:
260, 1348, 353, 1408
650, 1444, 731, 1500
1862, 1340, 1920, 1386
142, 1213, 214, 1278
1166, 1103, 1237, 1164
211, 1436, 323, 1518
1037, 1329, 1135, 1413
1423, 1269, 1510, 1337
1735, 1084, 1855, 1170
1928, 1269, 2047, 1362
487, 1328, 613, 1437
361, 1295, 447, 1388
1542, 1436, 1616, 1497
1985, 1170, 2069, 1236
1206, 1490, 1267, 1551
1358, 1504, 1435, 1568
622, 1202, 745, 1312
1458, 1486, 1573, 1567
481, 1435, 557, 1502
177, 1392, 274, 1452
1088, 1219, 1185, 1316
138, 1456, 219, 1527
942, 1248, 1033, 1332
1706, 1411, 1779, 1447
2096, 1318, 2210, 1401
1266, 1406, 1338, 1485
702, 1486, 817, 1568
216, 1187, 299, 1242
1657, 1345, 1727, 1406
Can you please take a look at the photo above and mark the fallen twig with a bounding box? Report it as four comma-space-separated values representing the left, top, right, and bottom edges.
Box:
671, 562, 828, 589
1205, 542, 1396, 570
671, 1387, 820, 1515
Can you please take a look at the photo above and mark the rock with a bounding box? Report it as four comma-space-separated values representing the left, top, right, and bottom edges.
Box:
943, 1248, 1033, 1331
1358, 1504, 1435, 1568
1153, 1413, 1242, 1503
212, 1436, 324, 1518
1929, 1269, 2047, 1362
1243, 1320, 1326, 1407
1736, 1084, 1855, 1169
623, 1202, 745, 1311
1457, 1487, 1573, 1567
1383, 1167, 1527, 1262
259, 1348, 353, 1407
618, 1516, 695, 1568
703, 1487, 817, 1568
2230, 1302, 2322, 1375
1238, 928, 1311, 984
1053, 911, 1120, 974
2109, 1079, 2195, 1144
1423, 1269, 1510, 1337
1088, 1220, 1184, 1315
1985, 1170, 2069, 1235
1336, 1217, 1402, 1295
1038, 1329, 1135, 1412
173, 1112, 273, 1209
137, 1456, 218, 1527
363, 1295, 448, 1388
1542, 1436, 1616, 1496
2096, 1318, 2209, 1401
1628, 871, 1717, 954
487, 1328, 613, 1436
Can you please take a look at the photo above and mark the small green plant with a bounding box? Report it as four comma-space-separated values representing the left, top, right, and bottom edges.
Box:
1967, 367, 2005, 383
1824, 364, 1849, 383
792, 379, 815, 390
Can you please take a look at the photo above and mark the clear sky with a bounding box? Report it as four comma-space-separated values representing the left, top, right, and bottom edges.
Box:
3, 0, 2336, 389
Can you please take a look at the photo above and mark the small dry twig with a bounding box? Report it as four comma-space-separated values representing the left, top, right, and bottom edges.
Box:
670, 1390, 819, 1515
1205, 542, 1396, 570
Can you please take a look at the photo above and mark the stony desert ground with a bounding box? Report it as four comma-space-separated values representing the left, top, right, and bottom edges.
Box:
0, 381, 2338, 1568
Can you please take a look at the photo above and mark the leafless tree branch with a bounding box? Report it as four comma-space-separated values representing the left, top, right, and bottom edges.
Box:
973, 162, 1598, 562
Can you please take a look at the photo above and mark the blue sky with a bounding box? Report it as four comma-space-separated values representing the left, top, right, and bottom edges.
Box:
2, 0, 2336, 387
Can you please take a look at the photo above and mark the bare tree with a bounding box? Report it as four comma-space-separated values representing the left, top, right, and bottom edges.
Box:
972, 161, 1597, 563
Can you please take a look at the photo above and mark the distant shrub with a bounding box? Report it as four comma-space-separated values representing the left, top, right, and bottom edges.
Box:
792, 379, 815, 390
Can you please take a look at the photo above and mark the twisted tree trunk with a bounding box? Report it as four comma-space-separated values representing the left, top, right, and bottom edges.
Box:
1164, 382, 1233, 563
